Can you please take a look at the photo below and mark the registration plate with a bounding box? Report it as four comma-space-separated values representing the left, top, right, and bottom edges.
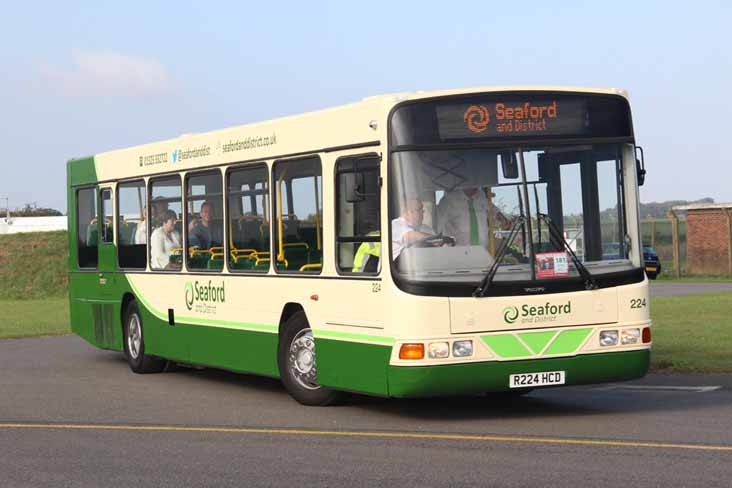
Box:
645, 266, 657, 272
509, 371, 566, 388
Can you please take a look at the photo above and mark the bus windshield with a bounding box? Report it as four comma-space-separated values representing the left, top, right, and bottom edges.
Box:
389, 143, 635, 286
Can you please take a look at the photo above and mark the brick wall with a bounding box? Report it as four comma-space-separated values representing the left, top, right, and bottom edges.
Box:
686, 209, 731, 275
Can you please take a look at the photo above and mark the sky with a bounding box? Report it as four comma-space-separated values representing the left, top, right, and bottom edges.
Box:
0, 0, 730, 213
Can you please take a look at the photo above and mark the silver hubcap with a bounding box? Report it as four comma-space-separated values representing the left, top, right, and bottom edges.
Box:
288, 328, 320, 390
127, 314, 142, 360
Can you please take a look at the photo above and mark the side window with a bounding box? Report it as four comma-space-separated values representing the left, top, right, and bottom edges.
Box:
227, 165, 270, 272
185, 171, 224, 271
100, 188, 114, 243
76, 187, 98, 268
336, 155, 380, 273
272, 156, 322, 273
149, 176, 182, 271
117, 181, 147, 269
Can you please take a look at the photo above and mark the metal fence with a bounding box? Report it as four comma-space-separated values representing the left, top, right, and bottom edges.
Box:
641, 218, 687, 276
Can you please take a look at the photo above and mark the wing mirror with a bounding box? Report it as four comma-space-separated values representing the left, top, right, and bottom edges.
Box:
635, 146, 646, 186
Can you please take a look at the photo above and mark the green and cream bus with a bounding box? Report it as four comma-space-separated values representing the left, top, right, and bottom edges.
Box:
67, 86, 651, 405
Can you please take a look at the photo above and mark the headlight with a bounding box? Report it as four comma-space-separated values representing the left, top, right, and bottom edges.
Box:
428, 342, 450, 359
599, 330, 618, 347
621, 328, 641, 345
452, 340, 473, 357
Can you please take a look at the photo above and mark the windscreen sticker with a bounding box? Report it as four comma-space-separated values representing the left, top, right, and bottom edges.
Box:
536, 252, 569, 278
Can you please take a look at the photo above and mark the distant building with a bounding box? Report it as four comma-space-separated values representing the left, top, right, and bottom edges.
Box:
673, 203, 732, 275
0, 216, 67, 234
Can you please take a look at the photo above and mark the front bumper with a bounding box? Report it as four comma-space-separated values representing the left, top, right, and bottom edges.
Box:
387, 349, 649, 397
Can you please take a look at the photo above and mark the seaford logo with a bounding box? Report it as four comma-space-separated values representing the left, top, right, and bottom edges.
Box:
503, 306, 519, 324
184, 280, 225, 313
172, 150, 178, 163
503, 301, 572, 324
464, 105, 490, 133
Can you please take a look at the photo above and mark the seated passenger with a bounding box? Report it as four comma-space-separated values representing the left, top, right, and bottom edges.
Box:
150, 210, 182, 270
134, 207, 147, 245
188, 201, 214, 250
391, 198, 438, 259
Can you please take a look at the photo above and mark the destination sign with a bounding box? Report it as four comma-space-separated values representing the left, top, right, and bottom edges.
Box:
390, 93, 633, 146
437, 99, 588, 139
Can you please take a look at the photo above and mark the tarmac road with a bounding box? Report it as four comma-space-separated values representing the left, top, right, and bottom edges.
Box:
649, 280, 732, 296
1, 336, 731, 487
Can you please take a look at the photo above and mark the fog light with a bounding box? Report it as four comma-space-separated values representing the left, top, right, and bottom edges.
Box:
599, 330, 618, 347
399, 343, 424, 360
453, 340, 473, 357
428, 342, 449, 359
621, 328, 641, 345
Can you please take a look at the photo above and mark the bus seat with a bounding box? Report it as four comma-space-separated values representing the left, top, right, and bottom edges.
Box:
207, 256, 224, 270
86, 223, 99, 246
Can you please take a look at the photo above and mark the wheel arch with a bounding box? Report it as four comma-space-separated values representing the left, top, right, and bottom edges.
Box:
121, 292, 136, 337
278, 302, 305, 338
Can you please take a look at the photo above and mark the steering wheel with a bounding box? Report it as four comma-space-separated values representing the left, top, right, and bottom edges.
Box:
406, 233, 455, 248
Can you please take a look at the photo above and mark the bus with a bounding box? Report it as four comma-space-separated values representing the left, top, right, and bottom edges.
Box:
67, 86, 651, 405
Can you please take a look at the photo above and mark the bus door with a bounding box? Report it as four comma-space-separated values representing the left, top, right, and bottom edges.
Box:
93, 185, 118, 346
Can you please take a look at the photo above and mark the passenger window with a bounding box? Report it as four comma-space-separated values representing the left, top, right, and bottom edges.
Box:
117, 181, 147, 269
100, 189, 114, 243
227, 165, 270, 272
149, 176, 182, 271
185, 171, 224, 271
76, 187, 98, 268
272, 156, 323, 273
336, 155, 380, 274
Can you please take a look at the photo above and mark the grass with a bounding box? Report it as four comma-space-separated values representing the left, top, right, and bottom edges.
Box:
0, 231, 68, 299
2, 293, 730, 374
0, 298, 70, 339
650, 293, 732, 373
0, 231, 729, 373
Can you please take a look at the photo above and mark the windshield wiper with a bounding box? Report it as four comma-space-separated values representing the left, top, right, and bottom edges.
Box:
473, 216, 526, 298
538, 213, 598, 290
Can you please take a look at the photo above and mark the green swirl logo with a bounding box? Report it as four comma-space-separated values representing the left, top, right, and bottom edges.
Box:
503, 306, 519, 324
184, 282, 194, 311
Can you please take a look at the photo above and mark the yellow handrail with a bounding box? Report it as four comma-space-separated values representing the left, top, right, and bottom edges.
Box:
283, 242, 309, 249
299, 263, 322, 272
277, 169, 287, 264
313, 175, 321, 251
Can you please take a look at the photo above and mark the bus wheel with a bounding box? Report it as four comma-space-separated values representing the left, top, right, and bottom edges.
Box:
278, 311, 340, 406
123, 299, 166, 374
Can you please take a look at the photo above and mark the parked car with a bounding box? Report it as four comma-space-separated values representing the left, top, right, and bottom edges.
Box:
643, 245, 661, 279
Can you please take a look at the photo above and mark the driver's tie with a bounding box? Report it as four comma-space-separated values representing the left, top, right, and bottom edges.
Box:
468, 199, 479, 245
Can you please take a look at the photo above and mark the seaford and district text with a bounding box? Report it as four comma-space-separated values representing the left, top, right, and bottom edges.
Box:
495, 101, 558, 133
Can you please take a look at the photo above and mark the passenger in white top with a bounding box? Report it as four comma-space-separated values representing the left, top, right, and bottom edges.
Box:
150, 210, 182, 270
437, 187, 490, 248
391, 198, 436, 259
134, 207, 147, 245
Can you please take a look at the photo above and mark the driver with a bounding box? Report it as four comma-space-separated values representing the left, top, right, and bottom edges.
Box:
391, 198, 438, 259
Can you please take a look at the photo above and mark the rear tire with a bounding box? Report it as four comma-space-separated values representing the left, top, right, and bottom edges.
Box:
278, 311, 340, 406
123, 299, 167, 374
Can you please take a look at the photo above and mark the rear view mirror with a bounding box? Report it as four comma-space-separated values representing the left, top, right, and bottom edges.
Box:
635, 146, 646, 186
500, 152, 519, 179
344, 172, 365, 203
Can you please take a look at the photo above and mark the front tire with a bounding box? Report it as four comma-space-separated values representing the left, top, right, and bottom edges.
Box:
123, 299, 167, 374
277, 311, 340, 406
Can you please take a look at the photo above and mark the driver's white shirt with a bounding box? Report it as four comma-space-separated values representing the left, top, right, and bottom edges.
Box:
391, 217, 434, 259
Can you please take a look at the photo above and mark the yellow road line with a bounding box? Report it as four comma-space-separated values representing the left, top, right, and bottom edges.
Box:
0, 422, 731, 452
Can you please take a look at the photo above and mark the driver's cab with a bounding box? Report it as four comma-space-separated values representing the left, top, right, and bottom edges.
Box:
390, 149, 520, 277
